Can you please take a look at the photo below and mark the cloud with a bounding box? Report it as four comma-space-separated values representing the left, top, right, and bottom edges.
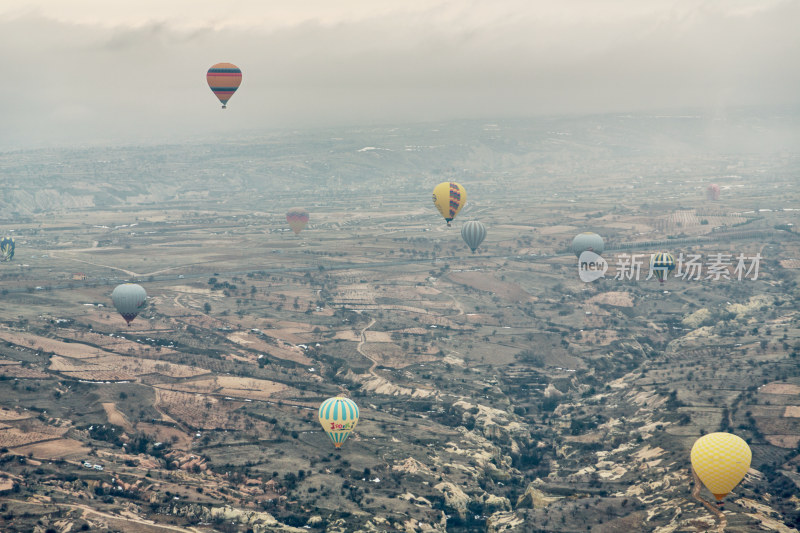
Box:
0, 1, 798, 148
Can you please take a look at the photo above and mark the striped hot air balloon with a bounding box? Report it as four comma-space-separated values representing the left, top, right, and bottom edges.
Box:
461, 221, 486, 253
286, 208, 309, 235
318, 396, 359, 449
111, 284, 147, 326
691, 432, 751, 503
432, 182, 467, 227
207, 63, 242, 109
650, 252, 675, 283
0, 236, 14, 261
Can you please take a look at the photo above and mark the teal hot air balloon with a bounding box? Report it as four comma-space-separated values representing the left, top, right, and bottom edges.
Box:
318, 396, 359, 449
461, 221, 486, 253
0, 236, 14, 261
650, 252, 675, 283
111, 284, 147, 326
571, 232, 604, 258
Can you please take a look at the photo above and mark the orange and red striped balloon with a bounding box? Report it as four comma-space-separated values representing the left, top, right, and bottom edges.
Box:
207, 63, 242, 109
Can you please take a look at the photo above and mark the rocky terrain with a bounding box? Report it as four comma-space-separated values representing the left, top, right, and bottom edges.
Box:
0, 113, 799, 532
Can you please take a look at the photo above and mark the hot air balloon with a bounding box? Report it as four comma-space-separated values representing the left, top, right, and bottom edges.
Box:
0, 236, 14, 261
461, 221, 486, 253
691, 432, 751, 503
432, 182, 466, 227
650, 252, 675, 283
207, 63, 242, 109
286, 208, 309, 235
318, 396, 359, 449
571, 232, 604, 258
706, 183, 721, 201
111, 283, 147, 326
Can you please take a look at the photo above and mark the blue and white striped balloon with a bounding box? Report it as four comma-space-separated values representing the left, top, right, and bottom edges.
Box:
318, 396, 359, 448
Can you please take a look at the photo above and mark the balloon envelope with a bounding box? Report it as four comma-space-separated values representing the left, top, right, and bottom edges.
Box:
650, 252, 675, 283
112, 284, 147, 326
461, 221, 486, 252
432, 182, 466, 226
571, 232, 604, 258
318, 396, 359, 448
286, 208, 309, 234
691, 432, 751, 501
207, 63, 242, 108
0, 236, 14, 261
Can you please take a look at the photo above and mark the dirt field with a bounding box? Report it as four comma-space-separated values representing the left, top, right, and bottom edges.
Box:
156, 375, 290, 401
587, 291, 634, 307
154, 389, 249, 430
13, 438, 91, 461
226, 331, 312, 364
761, 383, 800, 395
0, 329, 116, 359
446, 272, 533, 304
0, 408, 30, 421
102, 403, 134, 433
49, 354, 208, 380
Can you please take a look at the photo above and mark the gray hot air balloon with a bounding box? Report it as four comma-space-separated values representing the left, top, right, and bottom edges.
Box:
111, 283, 147, 326
571, 232, 604, 258
461, 221, 487, 253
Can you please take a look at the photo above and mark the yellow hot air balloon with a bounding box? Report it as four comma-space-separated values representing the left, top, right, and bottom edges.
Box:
691, 432, 751, 502
318, 396, 359, 448
432, 182, 466, 226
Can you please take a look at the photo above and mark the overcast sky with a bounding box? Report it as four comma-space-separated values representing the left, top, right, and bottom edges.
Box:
1, 0, 798, 149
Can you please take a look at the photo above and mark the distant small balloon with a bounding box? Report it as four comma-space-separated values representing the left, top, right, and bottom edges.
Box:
318, 396, 359, 449
111, 283, 147, 326
207, 63, 242, 109
286, 208, 309, 235
461, 221, 486, 253
650, 252, 675, 283
706, 183, 721, 201
0, 236, 14, 261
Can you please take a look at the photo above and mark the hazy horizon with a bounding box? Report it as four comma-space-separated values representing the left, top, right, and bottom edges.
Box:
2, 0, 799, 149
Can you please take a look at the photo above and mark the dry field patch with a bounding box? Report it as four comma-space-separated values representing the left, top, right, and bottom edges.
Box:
360, 343, 437, 369
0, 408, 31, 421
334, 331, 360, 341
102, 403, 134, 433
226, 331, 312, 366
761, 383, 800, 395
57, 329, 178, 357
0, 428, 64, 449
447, 272, 532, 304
49, 354, 208, 381
154, 389, 248, 430
157, 375, 290, 401
13, 438, 91, 461
780, 259, 800, 269
766, 435, 800, 449
0, 365, 50, 379
587, 291, 634, 307
0, 329, 115, 359
134, 422, 193, 451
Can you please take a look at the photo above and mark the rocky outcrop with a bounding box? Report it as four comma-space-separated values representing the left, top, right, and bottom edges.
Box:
515, 480, 562, 509
434, 481, 470, 520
